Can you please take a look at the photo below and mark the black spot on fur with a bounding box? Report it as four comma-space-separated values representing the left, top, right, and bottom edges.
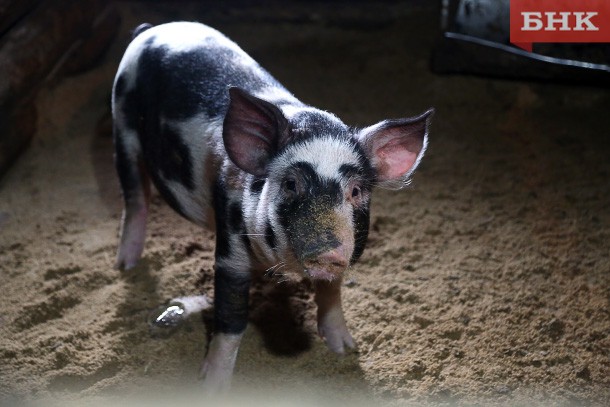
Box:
289, 162, 342, 205
351, 206, 370, 264
132, 41, 282, 121
228, 202, 243, 234
338, 163, 372, 265
214, 187, 253, 305
226, 201, 252, 254
340, 143, 376, 186
114, 75, 126, 99
214, 266, 251, 334
154, 124, 194, 190
149, 172, 186, 219
212, 184, 251, 335
339, 162, 372, 263
277, 162, 344, 260
241, 234, 252, 254
265, 222, 276, 251
113, 128, 139, 195
213, 179, 231, 259
338, 163, 362, 179
119, 88, 141, 132
250, 178, 265, 194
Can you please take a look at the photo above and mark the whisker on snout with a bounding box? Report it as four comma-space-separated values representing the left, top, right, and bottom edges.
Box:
265, 262, 285, 272
264, 261, 286, 278
275, 276, 290, 285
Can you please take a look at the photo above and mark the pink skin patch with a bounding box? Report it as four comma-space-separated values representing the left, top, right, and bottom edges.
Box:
377, 145, 418, 181
318, 305, 355, 354
116, 204, 148, 270
200, 333, 243, 394
359, 115, 429, 184
373, 127, 422, 181
303, 243, 350, 282
315, 279, 355, 354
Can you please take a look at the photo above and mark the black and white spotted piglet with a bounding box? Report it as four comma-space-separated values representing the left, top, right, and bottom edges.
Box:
112, 22, 433, 391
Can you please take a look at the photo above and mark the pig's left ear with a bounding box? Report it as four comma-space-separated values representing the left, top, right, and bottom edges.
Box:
223, 87, 289, 176
356, 109, 434, 189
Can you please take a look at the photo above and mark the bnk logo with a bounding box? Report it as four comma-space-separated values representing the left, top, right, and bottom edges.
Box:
510, 0, 610, 51
521, 12, 599, 31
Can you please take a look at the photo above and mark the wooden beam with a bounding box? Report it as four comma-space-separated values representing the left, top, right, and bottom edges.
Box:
0, 0, 114, 178
0, 0, 41, 36
61, 5, 121, 76
0, 0, 106, 110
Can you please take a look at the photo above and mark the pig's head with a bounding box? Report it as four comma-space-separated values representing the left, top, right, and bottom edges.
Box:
223, 87, 433, 281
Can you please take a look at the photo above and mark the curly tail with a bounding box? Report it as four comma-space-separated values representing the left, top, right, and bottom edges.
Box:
132, 23, 153, 40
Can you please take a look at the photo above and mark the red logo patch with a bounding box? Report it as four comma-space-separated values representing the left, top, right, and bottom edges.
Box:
510, 0, 610, 51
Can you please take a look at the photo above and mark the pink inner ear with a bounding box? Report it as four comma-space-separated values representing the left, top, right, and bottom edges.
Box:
377, 146, 418, 181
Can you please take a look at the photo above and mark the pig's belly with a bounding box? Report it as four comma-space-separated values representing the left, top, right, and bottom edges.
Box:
151, 175, 213, 228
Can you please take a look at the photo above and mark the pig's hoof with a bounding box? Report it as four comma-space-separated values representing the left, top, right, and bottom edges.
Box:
199, 359, 232, 394
115, 249, 141, 270
114, 257, 137, 271
319, 322, 356, 354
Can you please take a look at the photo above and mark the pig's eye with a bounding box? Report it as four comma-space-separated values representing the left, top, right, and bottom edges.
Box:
352, 186, 361, 198
283, 178, 297, 194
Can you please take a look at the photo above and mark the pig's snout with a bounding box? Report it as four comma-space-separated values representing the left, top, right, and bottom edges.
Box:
286, 203, 355, 280
312, 246, 349, 269
303, 245, 350, 281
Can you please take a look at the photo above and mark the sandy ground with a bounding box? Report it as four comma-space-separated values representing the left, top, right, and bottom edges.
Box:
1, 2, 609, 406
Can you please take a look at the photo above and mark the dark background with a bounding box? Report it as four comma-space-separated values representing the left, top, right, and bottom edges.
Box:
0, 1, 608, 405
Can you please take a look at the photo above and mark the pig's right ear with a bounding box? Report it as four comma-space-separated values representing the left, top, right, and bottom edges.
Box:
356, 109, 434, 189
223, 87, 289, 176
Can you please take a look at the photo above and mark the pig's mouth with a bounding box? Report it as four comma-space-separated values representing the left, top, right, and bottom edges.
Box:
303, 268, 338, 282
302, 259, 348, 282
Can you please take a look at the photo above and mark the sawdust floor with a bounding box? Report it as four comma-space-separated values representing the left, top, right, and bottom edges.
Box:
0, 2, 608, 406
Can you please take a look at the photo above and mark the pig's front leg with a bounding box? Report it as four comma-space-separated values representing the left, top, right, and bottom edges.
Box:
201, 265, 251, 393
314, 279, 356, 354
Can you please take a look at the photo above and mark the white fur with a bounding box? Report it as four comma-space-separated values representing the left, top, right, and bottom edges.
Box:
150, 116, 219, 226
171, 295, 212, 315
141, 22, 255, 67
253, 86, 301, 107
166, 114, 223, 225
271, 136, 362, 181
201, 332, 243, 393
216, 234, 252, 274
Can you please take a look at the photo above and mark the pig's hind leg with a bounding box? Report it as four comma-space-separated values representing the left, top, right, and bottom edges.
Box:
114, 129, 151, 270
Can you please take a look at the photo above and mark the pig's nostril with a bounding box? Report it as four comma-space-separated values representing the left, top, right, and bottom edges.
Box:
306, 259, 346, 268
308, 249, 349, 269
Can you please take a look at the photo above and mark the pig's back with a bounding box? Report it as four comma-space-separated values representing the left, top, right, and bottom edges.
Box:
111, 22, 274, 226
111, 22, 301, 227
115, 21, 292, 122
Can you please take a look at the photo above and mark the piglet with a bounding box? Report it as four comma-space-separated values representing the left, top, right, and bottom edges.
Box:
112, 22, 433, 392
